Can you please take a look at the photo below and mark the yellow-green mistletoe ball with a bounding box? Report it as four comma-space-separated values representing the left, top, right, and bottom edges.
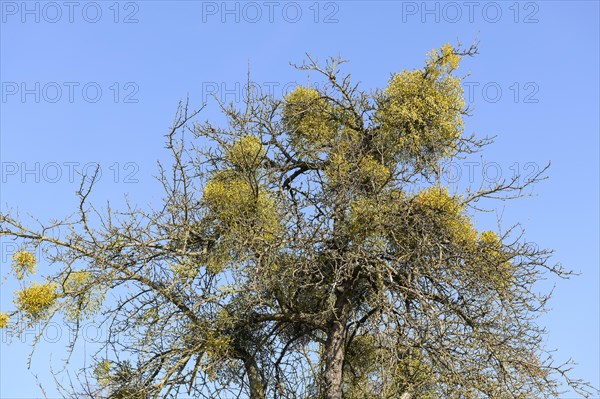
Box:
414, 186, 477, 246
203, 171, 280, 242
226, 136, 265, 169
283, 86, 338, 152
14, 281, 58, 320
0, 312, 9, 329
12, 250, 37, 280
63, 271, 104, 321
376, 44, 465, 164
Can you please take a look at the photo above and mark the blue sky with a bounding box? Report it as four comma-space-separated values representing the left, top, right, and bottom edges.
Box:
1, 1, 598, 397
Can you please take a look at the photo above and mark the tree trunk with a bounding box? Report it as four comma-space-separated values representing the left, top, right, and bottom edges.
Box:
323, 291, 350, 399
323, 319, 346, 399
244, 355, 266, 399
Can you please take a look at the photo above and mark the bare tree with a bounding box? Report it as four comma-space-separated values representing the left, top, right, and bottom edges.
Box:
1, 43, 597, 399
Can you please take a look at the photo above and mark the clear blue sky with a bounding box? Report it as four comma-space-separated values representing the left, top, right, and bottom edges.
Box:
1, 1, 598, 397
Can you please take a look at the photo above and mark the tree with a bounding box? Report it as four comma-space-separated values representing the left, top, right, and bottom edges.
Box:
1, 43, 596, 399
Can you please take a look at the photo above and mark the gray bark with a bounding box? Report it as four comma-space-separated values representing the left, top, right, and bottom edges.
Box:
245, 356, 266, 399
323, 289, 351, 399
